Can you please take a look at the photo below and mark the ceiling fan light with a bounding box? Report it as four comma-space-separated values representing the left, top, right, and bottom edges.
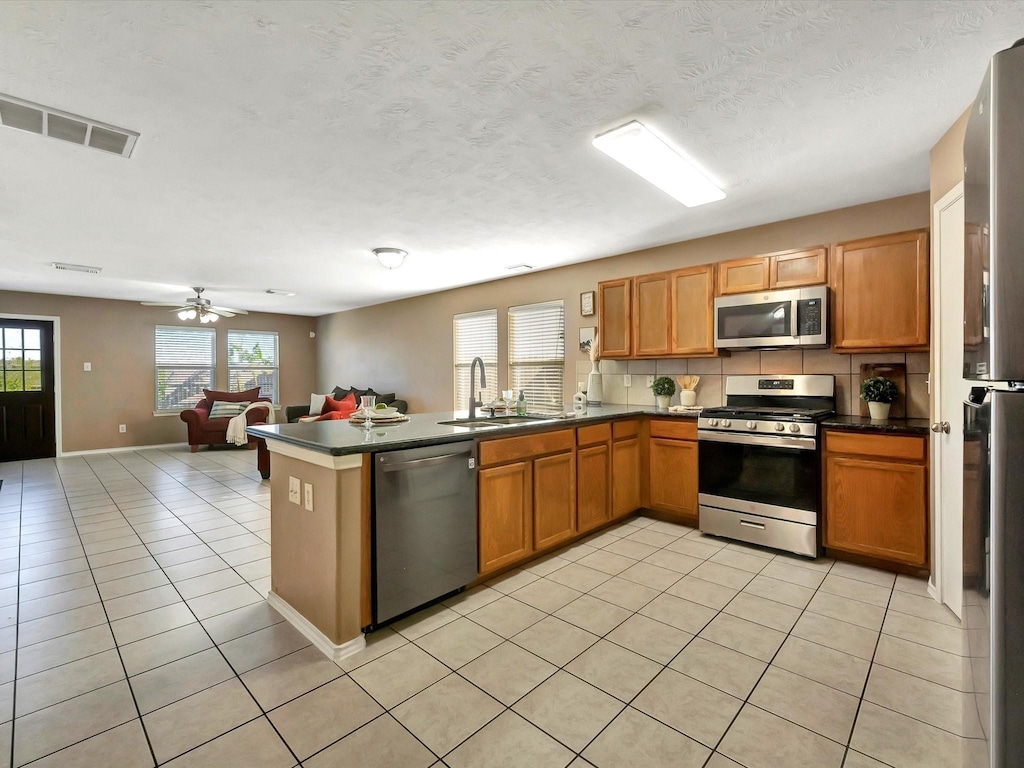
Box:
373, 247, 407, 270
208, 312, 218, 322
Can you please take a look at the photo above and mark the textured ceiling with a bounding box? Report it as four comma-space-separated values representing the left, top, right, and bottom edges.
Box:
1, 1, 1021, 316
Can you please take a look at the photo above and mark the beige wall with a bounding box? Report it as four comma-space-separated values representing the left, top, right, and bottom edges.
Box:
0, 291, 317, 453
318, 192, 930, 413
930, 107, 971, 207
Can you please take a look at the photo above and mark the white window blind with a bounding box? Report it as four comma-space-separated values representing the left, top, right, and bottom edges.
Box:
508, 300, 565, 413
155, 326, 215, 411
454, 309, 497, 410
227, 330, 279, 403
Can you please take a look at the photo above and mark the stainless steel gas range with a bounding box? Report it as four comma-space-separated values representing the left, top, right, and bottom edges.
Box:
697, 374, 835, 558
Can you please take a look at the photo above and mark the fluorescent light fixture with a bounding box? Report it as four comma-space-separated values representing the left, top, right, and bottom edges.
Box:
373, 247, 407, 269
264, 289, 296, 296
505, 264, 534, 272
592, 120, 725, 207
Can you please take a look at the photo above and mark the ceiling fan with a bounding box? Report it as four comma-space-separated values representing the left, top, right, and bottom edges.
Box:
141, 287, 248, 323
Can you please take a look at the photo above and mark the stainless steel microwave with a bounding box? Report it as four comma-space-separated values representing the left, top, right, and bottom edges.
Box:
714, 285, 828, 349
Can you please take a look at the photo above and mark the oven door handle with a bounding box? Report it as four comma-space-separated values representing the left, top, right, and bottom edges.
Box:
697, 430, 817, 451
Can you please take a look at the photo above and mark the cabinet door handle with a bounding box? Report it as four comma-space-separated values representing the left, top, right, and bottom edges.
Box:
930, 421, 951, 434
739, 520, 766, 530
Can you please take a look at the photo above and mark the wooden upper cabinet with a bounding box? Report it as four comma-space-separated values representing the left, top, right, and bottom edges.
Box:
598, 279, 632, 358
718, 257, 770, 295
770, 246, 828, 289
670, 265, 716, 356
832, 230, 929, 351
718, 246, 827, 295
633, 273, 672, 357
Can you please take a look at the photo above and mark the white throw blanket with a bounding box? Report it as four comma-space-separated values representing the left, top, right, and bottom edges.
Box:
226, 401, 275, 446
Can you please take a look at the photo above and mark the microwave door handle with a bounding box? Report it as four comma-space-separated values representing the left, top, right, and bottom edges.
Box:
790, 302, 799, 338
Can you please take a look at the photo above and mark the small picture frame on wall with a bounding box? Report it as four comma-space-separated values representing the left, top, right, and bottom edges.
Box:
580, 291, 595, 316
579, 326, 596, 354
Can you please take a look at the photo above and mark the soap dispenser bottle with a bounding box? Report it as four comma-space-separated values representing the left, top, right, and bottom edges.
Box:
572, 383, 588, 415
516, 389, 527, 416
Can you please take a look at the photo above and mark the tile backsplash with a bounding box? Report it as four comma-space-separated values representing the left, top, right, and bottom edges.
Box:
576, 349, 930, 418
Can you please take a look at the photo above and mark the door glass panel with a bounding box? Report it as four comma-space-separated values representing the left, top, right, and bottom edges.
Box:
24, 349, 41, 369
3, 328, 21, 349
4, 350, 22, 371
22, 329, 40, 348
718, 302, 790, 340
3, 370, 24, 391
698, 440, 819, 511
23, 370, 41, 391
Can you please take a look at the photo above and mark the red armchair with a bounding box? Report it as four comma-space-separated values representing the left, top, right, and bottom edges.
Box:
180, 388, 271, 452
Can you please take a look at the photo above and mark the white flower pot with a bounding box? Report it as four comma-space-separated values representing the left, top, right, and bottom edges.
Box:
679, 389, 697, 406
868, 401, 891, 421
655, 395, 671, 409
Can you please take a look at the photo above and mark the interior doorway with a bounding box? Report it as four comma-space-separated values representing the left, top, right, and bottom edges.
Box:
930, 182, 967, 617
0, 318, 56, 461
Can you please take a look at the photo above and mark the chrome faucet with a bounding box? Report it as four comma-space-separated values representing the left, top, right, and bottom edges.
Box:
468, 356, 487, 419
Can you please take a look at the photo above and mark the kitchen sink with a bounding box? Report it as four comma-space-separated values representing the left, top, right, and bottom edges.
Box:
437, 415, 550, 428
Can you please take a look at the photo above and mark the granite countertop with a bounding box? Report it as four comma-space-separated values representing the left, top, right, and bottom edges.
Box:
821, 415, 931, 435
248, 405, 700, 456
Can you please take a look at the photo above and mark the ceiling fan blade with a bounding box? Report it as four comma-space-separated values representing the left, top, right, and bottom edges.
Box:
141, 302, 187, 308
213, 310, 236, 318
210, 306, 248, 315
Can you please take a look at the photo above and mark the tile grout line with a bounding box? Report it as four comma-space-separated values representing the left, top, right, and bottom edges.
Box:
8, 465, 23, 768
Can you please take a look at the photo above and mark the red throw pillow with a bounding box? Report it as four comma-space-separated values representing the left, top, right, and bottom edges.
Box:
316, 411, 351, 421
321, 393, 357, 415
204, 387, 260, 404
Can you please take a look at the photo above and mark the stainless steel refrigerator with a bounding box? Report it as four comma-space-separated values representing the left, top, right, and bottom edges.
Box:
962, 37, 1024, 768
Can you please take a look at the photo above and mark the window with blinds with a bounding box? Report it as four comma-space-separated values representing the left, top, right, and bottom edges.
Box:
508, 300, 565, 413
227, 330, 280, 403
155, 326, 216, 411
454, 310, 498, 411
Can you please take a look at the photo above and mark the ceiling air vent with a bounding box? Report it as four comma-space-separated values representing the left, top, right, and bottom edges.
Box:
0, 93, 138, 158
51, 262, 102, 274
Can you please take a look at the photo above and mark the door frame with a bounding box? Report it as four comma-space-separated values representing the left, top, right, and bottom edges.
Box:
0, 314, 62, 457
929, 181, 964, 608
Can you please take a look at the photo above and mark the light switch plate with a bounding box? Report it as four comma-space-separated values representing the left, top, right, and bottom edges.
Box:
623, 374, 632, 387
83, 362, 91, 371
288, 476, 300, 505
303, 482, 314, 512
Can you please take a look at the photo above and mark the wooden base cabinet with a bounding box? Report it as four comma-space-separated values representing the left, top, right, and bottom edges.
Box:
611, 419, 642, 518
478, 462, 532, 574
577, 423, 612, 535
648, 420, 698, 523
477, 429, 575, 576
823, 430, 928, 568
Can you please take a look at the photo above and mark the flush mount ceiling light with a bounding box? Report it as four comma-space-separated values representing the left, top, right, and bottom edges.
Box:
264, 289, 296, 296
0, 92, 139, 158
592, 120, 725, 207
373, 247, 407, 270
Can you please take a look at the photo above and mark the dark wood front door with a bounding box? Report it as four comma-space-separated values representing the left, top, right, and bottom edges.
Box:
0, 320, 56, 462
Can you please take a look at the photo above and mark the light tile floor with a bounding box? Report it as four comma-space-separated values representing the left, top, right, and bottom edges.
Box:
0, 447, 966, 767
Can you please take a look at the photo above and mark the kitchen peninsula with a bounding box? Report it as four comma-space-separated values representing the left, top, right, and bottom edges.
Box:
249, 405, 928, 661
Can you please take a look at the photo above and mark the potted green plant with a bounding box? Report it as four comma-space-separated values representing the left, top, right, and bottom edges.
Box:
861, 376, 899, 420
652, 376, 676, 409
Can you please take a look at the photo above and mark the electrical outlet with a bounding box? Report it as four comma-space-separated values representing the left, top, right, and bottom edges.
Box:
288, 476, 300, 505
623, 374, 632, 388
118, 424, 126, 433
646, 375, 655, 388
83, 362, 91, 371
303, 482, 314, 512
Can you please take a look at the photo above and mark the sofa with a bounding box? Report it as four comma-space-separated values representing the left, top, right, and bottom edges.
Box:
286, 386, 408, 423
180, 387, 272, 452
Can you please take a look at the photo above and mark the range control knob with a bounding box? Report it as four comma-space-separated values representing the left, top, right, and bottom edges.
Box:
721, 419, 732, 428
707, 418, 718, 427
789, 423, 802, 433
746, 421, 757, 430
774, 423, 786, 432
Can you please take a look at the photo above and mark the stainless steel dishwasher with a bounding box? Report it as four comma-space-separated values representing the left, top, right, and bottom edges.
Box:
373, 440, 477, 625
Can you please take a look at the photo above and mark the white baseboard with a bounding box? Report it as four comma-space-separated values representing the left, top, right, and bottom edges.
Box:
59, 442, 189, 457
267, 591, 366, 662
